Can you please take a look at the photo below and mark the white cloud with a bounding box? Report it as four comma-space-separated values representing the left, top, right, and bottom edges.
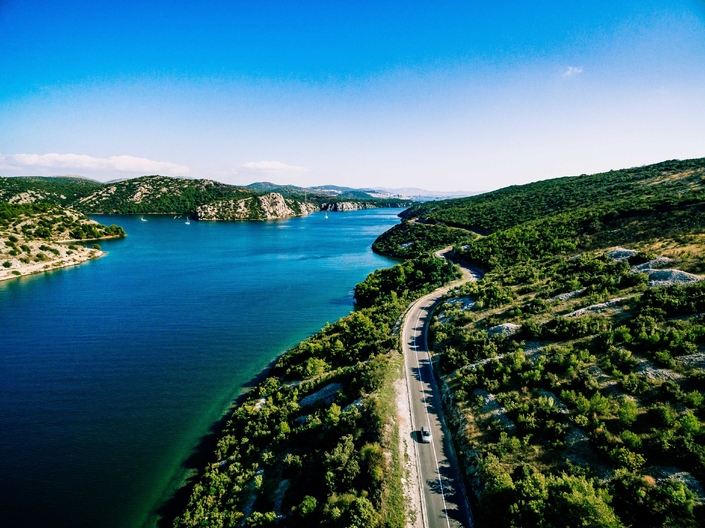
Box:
241, 161, 308, 173
563, 66, 583, 77
0, 152, 189, 176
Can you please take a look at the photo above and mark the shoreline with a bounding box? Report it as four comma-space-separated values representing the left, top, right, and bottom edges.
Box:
151, 354, 290, 528
0, 249, 105, 282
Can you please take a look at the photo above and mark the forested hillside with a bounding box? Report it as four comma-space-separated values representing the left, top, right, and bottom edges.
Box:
378, 156, 705, 527
0, 175, 410, 218
376, 157, 705, 260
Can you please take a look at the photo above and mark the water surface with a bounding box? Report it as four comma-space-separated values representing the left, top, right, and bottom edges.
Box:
0, 209, 401, 528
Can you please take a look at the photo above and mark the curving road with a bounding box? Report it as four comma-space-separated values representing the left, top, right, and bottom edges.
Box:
402, 252, 480, 528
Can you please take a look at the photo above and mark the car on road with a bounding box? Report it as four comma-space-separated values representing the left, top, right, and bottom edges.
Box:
421, 426, 431, 443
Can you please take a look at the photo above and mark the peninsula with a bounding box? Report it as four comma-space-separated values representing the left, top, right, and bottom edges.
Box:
0, 203, 125, 282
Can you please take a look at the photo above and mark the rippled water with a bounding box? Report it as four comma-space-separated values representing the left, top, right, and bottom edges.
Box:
0, 209, 401, 528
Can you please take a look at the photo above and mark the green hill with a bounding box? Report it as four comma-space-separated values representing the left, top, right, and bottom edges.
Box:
0, 175, 410, 217
374, 157, 705, 262
373, 157, 705, 527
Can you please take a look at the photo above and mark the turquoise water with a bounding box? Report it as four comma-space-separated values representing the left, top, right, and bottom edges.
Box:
0, 209, 401, 528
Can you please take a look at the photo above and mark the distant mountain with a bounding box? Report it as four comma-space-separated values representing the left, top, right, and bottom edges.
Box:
244, 182, 376, 200
365, 186, 481, 200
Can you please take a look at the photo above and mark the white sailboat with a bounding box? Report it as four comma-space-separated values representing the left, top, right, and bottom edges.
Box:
185, 218, 191, 225
140, 216, 147, 222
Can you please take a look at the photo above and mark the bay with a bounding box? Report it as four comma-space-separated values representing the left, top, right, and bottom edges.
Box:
0, 209, 401, 528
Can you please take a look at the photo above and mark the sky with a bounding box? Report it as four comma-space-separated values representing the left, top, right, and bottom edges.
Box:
1, 0, 704, 191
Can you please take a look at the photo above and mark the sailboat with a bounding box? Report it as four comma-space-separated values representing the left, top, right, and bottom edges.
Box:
185, 218, 191, 225
140, 216, 147, 222
324, 213, 328, 219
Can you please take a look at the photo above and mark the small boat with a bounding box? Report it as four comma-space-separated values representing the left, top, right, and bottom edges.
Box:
324, 213, 328, 219
140, 216, 147, 222
185, 219, 191, 225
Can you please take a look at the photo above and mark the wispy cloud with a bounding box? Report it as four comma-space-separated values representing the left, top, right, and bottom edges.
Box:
0, 153, 190, 175
241, 161, 308, 173
563, 66, 583, 77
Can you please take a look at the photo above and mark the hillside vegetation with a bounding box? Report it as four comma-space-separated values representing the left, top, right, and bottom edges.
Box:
378, 156, 705, 527
0, 175, 410, 218
0, 203, 125, 281
376, 157, 705, 260
172, 257, 460, 528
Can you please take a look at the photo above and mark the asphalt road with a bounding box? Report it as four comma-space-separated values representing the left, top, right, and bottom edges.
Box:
402, 263, 480, 528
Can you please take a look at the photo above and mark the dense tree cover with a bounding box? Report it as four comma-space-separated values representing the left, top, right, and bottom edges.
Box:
401, 157, 705, 233
372, 220, 475, 259
354, 255, 461, 308
0, 176, 102, 206
172, 256, 461, 528
456, 193, 705, 270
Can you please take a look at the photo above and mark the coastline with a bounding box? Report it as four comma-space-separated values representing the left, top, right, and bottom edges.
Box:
0, 244, 105, 282
151, 354, 291, 528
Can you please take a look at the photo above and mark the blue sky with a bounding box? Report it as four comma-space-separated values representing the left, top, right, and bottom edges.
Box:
1, 0, 704, 190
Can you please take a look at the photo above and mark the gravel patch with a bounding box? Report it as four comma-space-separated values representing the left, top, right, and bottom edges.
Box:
630, 257, 673, 272
472, 389, 516, 431
607, 247, 637, 261
395, 377, 423, 528
642, 269, 703, 288
549, 288, 586, 302
675, 352, 705, 370
652, 466, 705, 502
565, 297, 628, 317
487, 323, 521, 337
633, 360, 682, 382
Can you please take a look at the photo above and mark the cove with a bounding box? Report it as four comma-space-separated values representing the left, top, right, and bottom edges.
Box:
0, 209, 402, 528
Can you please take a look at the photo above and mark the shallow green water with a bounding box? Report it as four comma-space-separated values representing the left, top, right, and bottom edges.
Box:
0, 209, 401, 528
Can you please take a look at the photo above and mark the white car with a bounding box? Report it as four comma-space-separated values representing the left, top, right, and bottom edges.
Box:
421, 426, 431, 443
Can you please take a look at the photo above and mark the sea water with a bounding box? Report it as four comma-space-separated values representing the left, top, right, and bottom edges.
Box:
0, 209, 402, 528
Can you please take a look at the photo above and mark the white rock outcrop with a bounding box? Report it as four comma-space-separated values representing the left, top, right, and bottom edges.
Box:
195, 193, 317, 220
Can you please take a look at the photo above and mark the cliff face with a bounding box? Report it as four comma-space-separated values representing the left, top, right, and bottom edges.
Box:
320, 201, 410, 211
195, 192, 317, 220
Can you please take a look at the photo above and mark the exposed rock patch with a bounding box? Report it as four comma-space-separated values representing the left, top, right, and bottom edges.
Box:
487, 323, 521, 337
643, 269, 703, 288
299, 382, 343, 407
549, 288, 586, 302
606, 247, 637, 261
565, 297, 628, 318
196, 193, 317, 220
472, 389, 516, 431
630, 256, 673, 272
675, 352, 705, 370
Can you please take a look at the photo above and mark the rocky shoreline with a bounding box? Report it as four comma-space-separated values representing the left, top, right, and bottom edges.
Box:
195, 192, 408, 220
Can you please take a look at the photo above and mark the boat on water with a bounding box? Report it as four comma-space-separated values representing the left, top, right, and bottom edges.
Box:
140, 217, 147, 222
324, 213, 328, 219
185, 219, 191, 225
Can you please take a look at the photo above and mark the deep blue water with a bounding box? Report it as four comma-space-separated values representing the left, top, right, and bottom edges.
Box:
0, 209, 401, 528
